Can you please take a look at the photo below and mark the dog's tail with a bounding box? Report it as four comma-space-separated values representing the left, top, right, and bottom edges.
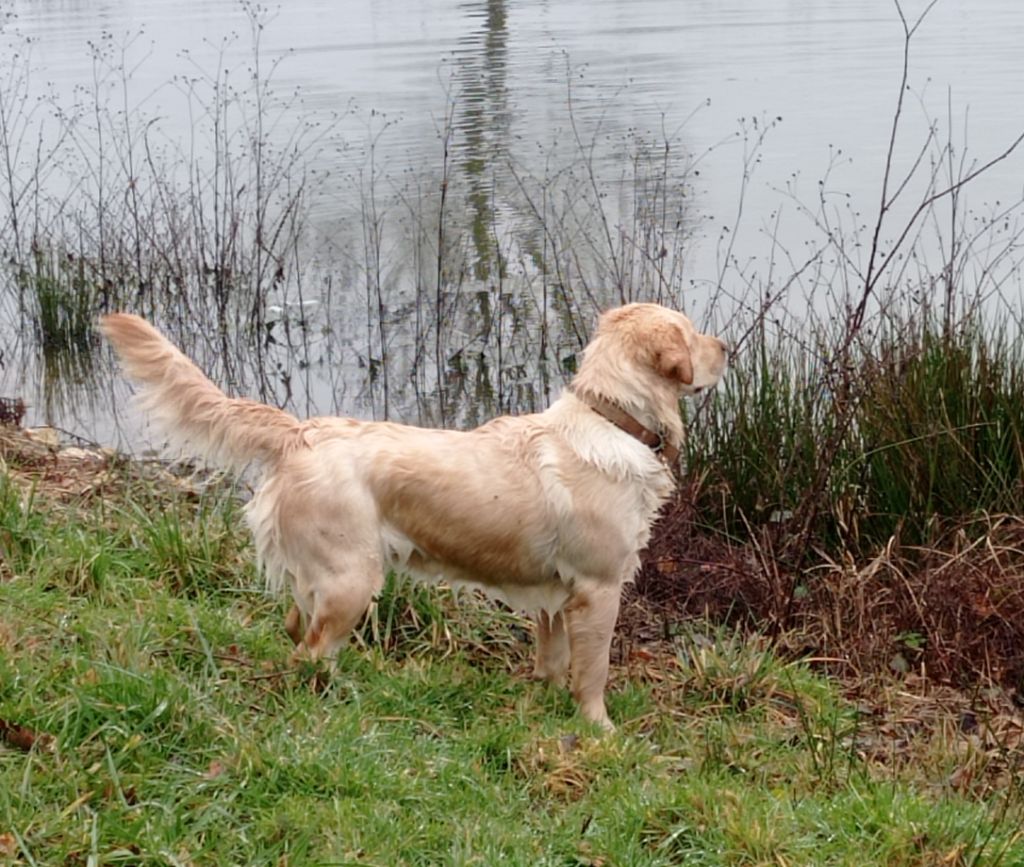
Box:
100, 313, 303, 470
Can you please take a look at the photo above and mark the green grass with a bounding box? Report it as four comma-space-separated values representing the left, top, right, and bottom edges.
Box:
1, 462, 1022, 865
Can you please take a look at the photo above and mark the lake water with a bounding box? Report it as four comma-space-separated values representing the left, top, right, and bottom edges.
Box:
4, 0, 1024, 447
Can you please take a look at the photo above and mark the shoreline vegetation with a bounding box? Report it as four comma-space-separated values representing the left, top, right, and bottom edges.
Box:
2, 1, 1024, 862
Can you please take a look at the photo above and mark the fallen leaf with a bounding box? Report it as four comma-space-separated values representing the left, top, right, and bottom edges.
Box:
0, 718, 54, 752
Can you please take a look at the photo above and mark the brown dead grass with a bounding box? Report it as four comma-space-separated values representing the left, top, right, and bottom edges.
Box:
847, 673, 1024, 797
634, 486, 1024, 707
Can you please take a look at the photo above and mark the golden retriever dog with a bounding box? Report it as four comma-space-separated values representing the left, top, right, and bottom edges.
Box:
101, 303, 728, 728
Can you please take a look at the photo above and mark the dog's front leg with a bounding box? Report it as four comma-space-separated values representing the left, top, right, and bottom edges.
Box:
564, 584, 621, 730
284, 603, 305, 646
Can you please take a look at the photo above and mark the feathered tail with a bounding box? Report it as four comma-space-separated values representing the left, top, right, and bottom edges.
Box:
100, 314, 303, 470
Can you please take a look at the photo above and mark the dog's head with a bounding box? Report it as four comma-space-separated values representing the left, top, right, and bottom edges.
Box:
586, 303, 729, 398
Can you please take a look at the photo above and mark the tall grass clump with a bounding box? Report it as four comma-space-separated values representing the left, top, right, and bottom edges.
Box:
688, 304, 1024, 557
855, 314, 1024, 545
27, 249, 96, 355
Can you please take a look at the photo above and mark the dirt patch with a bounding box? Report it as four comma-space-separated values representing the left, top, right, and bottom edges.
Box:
0, 424, 219, 505
0, 424, 117, 500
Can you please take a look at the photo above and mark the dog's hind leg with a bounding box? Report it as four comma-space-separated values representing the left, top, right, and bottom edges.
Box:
291, 559, 384, 663
564, 584, 622, 730
532, 610, 570, 687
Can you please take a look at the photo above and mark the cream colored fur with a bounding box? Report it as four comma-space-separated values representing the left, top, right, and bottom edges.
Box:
101, 303, 729, 728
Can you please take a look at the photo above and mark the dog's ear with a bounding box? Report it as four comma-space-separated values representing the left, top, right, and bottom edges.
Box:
655, 329, 693, 384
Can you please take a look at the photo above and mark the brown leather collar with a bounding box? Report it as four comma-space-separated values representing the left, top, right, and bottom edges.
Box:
571, 389, 680, 469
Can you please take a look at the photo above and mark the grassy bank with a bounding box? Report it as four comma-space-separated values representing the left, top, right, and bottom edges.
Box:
1, 430, 1023, 865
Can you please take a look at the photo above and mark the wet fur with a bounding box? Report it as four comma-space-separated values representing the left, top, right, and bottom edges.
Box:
101, 303, 729, 728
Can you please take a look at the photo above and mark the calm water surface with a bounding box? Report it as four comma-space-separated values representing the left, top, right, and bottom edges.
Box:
5, 0, 1024, 444
15, 1, 1023, 209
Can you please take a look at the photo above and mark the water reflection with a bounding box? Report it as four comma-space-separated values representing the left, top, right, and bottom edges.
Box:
455, 0, 509, 281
